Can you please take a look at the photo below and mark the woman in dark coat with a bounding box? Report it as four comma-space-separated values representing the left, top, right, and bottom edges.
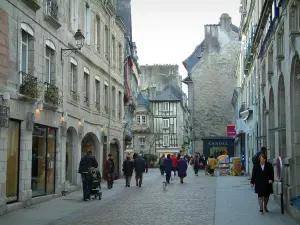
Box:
177, 156, 188, 183
250, 154, 274, 214
164, 154, 173, 183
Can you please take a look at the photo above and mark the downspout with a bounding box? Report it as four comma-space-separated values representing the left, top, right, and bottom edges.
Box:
104, 3, 112, 155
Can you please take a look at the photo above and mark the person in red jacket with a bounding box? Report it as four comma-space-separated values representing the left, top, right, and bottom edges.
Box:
171, 154, 178, 177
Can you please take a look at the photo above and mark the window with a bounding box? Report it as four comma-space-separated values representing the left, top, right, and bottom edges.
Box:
163, 119, 169, 128
83, 72, 89, 104
95, 78, 100, 109
112, 86, 116, 117
105, 26, 109, 60
95, 16, 100, 52
136, 115, 146, 124
45, 0, 58, 20
163, 135, 169, 146
70, 59, 77, 93
84, 4, 91, 45
163, 102, 169, 111
142, 116, 146, 123
118, 91, 122, 119
104, 82, 108, 113
71, 0, 78, 31
139, 137, 145, 146
45, 46, 56, 83
112, 35, 116, 66
118, 44, 122, 72
21, 30, 29, 74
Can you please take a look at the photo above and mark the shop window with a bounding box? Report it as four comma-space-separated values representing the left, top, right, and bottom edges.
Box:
31, 125, 56, 197
6, 120, 20, 203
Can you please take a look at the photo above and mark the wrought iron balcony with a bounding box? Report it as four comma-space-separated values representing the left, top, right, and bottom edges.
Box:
44, 82, 60, 106
45, 0, 58, 20
44, 0, 61, 29
19, 72, 39, 99
132, 122, 150, 132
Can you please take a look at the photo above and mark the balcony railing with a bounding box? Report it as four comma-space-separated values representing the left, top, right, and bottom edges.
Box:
44, 82, 59, 106
45, 0, 58, 20
19, 72, 39, 99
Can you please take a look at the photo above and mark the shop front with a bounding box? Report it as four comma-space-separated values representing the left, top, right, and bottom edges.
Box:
31, 124, 56, 197
6, 120, 21, 203
201, 136, 235, 158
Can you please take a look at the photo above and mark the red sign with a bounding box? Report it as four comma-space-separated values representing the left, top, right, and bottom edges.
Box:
227, 124, 236, 136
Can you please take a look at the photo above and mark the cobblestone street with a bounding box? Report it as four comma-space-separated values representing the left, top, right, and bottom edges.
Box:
0, 168, 298, 225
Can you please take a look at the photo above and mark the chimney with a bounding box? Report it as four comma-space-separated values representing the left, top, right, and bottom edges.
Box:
219, 13, 232, 32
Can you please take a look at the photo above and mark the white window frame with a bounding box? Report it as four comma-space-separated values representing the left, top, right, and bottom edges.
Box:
70, 58, 77, 92
21, 30, 29, 75
84, 4, 91, 45
136, 115, 141, 123
163, 135, 169, 147
95, 75, 100, 103
163, 119, 169, 128
163, 102, 169, 111
95, 16, 100, 52
72, 0, 79, 31
139, 137, 145, 146
141, 115, 146, 124
45, 46, 52, 83
83, 72, 89, 99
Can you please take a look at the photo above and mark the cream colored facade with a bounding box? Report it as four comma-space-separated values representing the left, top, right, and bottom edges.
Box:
0, 0, 125, 215
237, 0, 300, 221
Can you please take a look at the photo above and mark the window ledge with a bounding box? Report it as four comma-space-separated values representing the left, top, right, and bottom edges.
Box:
44, 14, 61, 29
22, 0, 41, 12
67, 99, 79, 107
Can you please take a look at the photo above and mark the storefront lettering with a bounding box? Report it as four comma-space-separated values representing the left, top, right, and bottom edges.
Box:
208, 141, 229, 146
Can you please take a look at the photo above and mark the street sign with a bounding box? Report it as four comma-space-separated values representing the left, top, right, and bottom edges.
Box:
276, 156, 283, 181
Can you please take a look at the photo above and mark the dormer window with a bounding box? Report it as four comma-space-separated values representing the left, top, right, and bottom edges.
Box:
136, 115, 146, 124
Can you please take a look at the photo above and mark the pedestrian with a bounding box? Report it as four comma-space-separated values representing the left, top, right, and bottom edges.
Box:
171, 153, 178, 177
250, 154, 274, 214
104, 154, 115, 189
122, 156, 134, 187
78, 149, 98, 201
208, 155, 217, 176
134, 154, 146, 187
164, 154, 173, 184
192, 153, 200, 176
177, 156, 188, 183
143, 154, 149, 173
252, 146, 267, 165
159, 154, 165, 175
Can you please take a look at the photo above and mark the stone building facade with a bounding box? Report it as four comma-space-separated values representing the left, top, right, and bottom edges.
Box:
234, 0, 300, 222
183, 14, 240, 154
0, 0, 125, 215
139, 64, 182, 92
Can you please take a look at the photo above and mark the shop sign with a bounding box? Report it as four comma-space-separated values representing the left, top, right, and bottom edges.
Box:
227, 124, 236, 136
208, 141, 229, 146
276, 156, 283, 181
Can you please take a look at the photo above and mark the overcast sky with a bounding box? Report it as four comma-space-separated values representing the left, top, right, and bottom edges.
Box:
131, 0, 241, 93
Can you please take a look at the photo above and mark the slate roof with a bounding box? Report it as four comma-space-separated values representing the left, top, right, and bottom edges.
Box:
150, 88, 181, 102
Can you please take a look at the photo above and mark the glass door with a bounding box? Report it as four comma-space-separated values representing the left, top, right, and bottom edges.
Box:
6, 120, 20, 203
31, 125, 56, 197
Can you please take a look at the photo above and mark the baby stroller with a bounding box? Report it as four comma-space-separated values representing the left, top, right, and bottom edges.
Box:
88, 167, 102, 200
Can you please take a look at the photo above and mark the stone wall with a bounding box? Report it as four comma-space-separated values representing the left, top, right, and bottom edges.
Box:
192, 30, 240, 153
0, 8, 9, 214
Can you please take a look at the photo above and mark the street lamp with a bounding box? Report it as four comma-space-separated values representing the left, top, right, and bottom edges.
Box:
61, 29, 85, 60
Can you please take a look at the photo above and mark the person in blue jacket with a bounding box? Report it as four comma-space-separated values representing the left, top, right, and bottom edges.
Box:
164, 154, 173, 184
